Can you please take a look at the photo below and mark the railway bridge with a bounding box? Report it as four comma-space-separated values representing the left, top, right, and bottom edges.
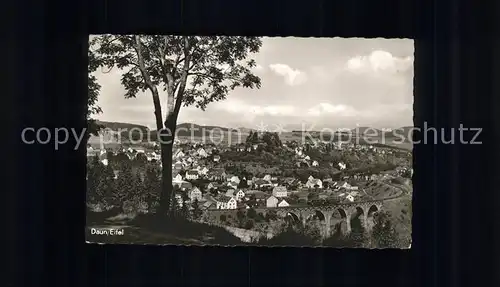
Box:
207, 199, 386, 239
254, 200, 384, 238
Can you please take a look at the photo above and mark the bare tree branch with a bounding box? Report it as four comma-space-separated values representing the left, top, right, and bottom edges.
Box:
134, 36, 164, 130
172, 37, 192, 120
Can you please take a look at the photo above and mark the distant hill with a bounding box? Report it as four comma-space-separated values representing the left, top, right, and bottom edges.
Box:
387, 126, 414, 141
350, 127, 383, 136
174, 123, 242, 137
96, 120, 150, 132
92, 121, 413, 144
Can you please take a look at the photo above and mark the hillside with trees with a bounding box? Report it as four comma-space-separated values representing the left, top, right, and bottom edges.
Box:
246, 131, 282, 149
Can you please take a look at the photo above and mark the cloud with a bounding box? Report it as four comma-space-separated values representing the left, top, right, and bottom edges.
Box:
269, 63, 307, 86
346, 50, 413, 74
307, 103, 358, 117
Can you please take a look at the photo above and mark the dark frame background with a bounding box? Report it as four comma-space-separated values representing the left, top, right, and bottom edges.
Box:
7, 0, 499, 286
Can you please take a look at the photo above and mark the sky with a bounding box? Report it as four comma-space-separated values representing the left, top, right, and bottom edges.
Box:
92, 37, 414, 131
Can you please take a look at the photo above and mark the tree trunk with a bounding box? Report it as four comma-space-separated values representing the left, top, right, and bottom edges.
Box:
157, 118, 177, 217
158, 142, 173, 216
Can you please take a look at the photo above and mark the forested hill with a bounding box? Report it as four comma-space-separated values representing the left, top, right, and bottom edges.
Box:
95, 121, 250, 139
96, 120, 150, 132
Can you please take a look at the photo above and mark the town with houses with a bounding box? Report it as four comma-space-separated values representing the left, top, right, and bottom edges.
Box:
87, 129, 413, 243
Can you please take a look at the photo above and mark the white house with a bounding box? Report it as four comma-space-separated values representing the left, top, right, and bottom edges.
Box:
226, 197, 237, 209
235, 190, 245, 201
197, 148, 208, 158
213, 155, 221, 162
229, 176, 241, 185
337, 181, 351, 190
304, 155, 311, 161
338, 162, 347, 170
189, 187, 203, 201
266, 196, 279, 208
263, 174, 272, 181
346, 194, 355, 202
216, 201, 227, 210
272, 186, 288, 198
174, 150, 185, 159
185, 170, 199, 180
312, 160, 319, 167
173, 174, 183, 182
152, 152, 161, 161
278, 199, 290, 207
348, 191, 359, 197
199, 167, 209, 176
306, 178, 323, 189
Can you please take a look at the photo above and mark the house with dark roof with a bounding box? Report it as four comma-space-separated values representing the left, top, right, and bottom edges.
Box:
208, 168, 226, 181
202, 200, 216, 210
185, 170, 199, 180
272, 186, 288, 198
214, 195, 237, 210
189, 187, 203, 201
306, 178, 323, 189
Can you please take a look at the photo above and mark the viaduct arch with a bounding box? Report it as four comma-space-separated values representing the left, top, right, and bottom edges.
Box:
270, 201, 383, 238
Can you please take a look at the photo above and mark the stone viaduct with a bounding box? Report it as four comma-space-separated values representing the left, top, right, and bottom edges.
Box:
207, 199, 384, 239
256, 200, 383, 238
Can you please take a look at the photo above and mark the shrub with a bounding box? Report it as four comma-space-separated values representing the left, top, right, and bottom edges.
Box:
255, 226, 317, 247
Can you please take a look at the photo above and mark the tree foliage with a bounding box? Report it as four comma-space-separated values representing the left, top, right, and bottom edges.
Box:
256, 226, 317, 247
247, 207, 257, 219
372, 211, 400, 248
191, 198, 202, 220
87, 47, 103, 137
112, 164, 137, 210
87, 156, 116, 206
143, 166, 161, 210
322, 231, 367, 248
90, 35, 263, 215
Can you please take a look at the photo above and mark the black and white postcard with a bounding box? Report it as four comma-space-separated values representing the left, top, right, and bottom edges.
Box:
86, 36, 413, 248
